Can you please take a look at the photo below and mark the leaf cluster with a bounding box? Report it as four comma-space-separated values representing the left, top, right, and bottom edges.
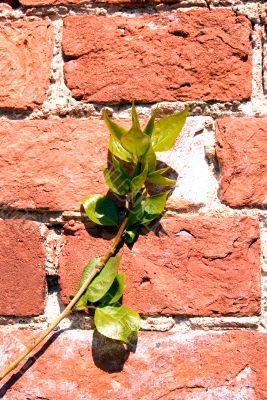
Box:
78, 101, 188, 343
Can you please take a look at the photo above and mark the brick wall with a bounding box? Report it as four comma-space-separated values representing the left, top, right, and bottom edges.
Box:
0, 0, 266, 398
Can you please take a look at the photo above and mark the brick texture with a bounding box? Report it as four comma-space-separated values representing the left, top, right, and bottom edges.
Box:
20, 0, 178, 5
216, 118, 267, 207
0, 119, 109, 211
0, 21, 53, 111
0, 330, 266, 399
63, 10, 252, 103
0, 220, 46, 316
59, 215, 261, 316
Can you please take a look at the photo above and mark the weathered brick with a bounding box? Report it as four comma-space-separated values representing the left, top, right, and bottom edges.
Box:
0, 119, 108, 211
0, 21, 54, 111
216, 118, 267, 207
59, 215, 261, 316
20, 0, 178, 5
0, 330, 266, 399
63, 10, 252, 103
0, 220, 46, 316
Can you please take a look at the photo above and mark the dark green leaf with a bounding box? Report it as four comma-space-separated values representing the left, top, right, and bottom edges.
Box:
144, 113, 156, 137
82, 194, 119, 226
127, 196, 145, 227
142, 191, 169, 224
94, 304, 141, 343
151, 107, 189, 152
85, 256, 121, 303
130, 163, 148, 198
99, 273, 125, 305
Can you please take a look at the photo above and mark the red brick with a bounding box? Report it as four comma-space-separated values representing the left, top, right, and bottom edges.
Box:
0, 119, 109, 211
20, 0, 178, 5
0, 330, 267, 399
62, 10, 252, 103
59, 215, 261, 316
216, 118, 267, 207
0, 220, 46, 316
0, 21, 53, 111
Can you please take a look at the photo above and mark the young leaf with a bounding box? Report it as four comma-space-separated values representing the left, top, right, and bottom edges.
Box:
103, 161, 130, 196
143, 145, 156, 173
147, 168, 176, 186
121, 128, 151, 161
109, 136, 132, 163
124, 227, 139, 244
130, 163, 148, 198
82, 194, 119, 226
99, 273, 125, 305
75, 294, 88, 311
151, 107, 189, 152
94, 304, 141, 343
144, 113, 156, 137
127, 196, 145, 227
84, 256, 121, 303
104, 110, 128, 141
131, 100, 141, 131
142, 191, 169, 224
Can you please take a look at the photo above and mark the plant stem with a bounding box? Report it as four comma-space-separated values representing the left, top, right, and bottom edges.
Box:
0, 216, 128, 381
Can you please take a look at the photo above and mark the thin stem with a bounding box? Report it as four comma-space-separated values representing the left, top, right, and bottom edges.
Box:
0, 216, 128, 381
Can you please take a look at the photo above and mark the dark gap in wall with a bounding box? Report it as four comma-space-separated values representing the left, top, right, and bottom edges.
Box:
1, 0, 20, 9
46, 275, 60, 294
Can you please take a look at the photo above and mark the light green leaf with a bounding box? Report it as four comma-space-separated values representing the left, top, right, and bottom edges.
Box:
85, 256, 121, 303
79, 258, 101, 287
103, 164, 130, 196
75, 294, 88, 311
121, 128, 151, 161
99, 273, 125, 305
82, 195, 119, 226
144, 113, 156, 137
131, 100, 141, 131
151, 107, 189, 152
130, 163, 148, 198
142, 191, 169, 224
147, 168, 176, 186
143, 145, 156, 173
124, 227, 139, 243
109, 136, 132, 163
94, 304, 141, 343
104, 110, 128, 141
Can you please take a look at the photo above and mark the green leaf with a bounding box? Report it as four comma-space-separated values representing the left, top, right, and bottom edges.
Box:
94, 304, 141, 343
103, 161, 130, 196
85, 256, 121, 303
79, 258, 100, 287
143, 145, 156, 173
144, 113, 156, 137
109, 136, 132, 163
121, 128, 151, 161
142, 191, 169, 224
75, 294, 88, 311
104, 110, 127, 141
99, 273, 125, 305
82, 194, 119, 226
151, 107, 189, 152
130, 163, 148, 198
127, 196, 145, 227
147, 168, 176, 186
124, 227, 139, 243
131, 100, 141, 131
